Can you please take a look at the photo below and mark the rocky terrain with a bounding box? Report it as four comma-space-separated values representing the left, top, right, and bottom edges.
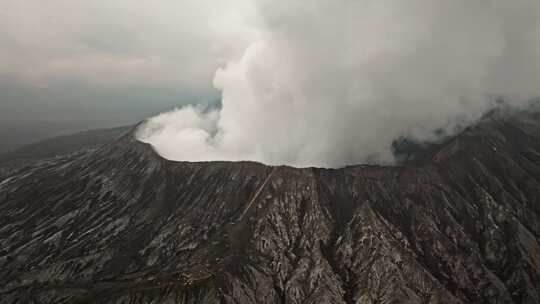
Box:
2, 106, 540, 303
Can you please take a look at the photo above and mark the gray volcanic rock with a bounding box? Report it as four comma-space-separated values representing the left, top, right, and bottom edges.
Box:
2, 107, 540, 303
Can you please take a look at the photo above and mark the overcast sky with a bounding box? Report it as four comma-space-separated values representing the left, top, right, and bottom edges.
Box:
0, 0, 255, 126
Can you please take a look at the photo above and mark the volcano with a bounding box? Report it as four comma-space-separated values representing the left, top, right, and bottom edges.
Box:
2, 106, 540, 303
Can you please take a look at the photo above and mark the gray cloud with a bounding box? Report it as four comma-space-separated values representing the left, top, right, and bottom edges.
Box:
138, 0, 540, 168
0, 0, 255, 88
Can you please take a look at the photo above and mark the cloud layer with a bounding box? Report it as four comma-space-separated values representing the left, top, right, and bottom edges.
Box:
0, 0, 255, 89
136, 0, 540, 167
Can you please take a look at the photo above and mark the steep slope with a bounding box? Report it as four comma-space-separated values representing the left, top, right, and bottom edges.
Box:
0, 126, 131, 182
1, 107, 540, 303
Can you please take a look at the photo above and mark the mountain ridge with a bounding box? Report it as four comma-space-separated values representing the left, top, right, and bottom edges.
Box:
2, 106, 540, 303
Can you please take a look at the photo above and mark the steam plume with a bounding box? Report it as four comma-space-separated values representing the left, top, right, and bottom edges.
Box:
137, 0, 540, 168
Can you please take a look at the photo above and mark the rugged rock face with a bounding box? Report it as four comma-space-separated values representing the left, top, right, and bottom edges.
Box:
2, 107, 540, 303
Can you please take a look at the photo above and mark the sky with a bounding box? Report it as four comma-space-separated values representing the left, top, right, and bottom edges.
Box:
0, 0, 255, 127
2, 1, 540, 166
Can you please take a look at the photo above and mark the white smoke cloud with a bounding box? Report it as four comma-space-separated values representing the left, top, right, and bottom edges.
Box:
137, 0, 540, 168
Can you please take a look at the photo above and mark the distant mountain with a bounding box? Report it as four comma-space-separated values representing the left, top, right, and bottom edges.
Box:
0, 120, 101, 154
2, 106, 540, 303
0, 125, 131, 163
